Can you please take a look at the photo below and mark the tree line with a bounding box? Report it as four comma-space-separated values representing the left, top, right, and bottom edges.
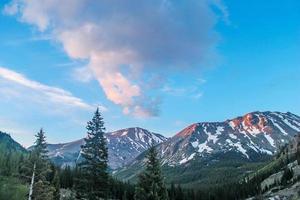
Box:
0, 108, 170, 200
2, 108, 299, 199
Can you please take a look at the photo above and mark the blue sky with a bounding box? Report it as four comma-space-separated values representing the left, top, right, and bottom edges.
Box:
0, 0, 299, 146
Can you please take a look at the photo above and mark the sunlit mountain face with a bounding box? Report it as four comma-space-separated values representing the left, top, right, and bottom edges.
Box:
115, 111, 300, 187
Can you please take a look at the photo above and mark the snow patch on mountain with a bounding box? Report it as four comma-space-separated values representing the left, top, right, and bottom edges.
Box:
179, 153, 196, 164
264, 133, 275, 147
47, 127, 167, 169
153, 111, 300, 166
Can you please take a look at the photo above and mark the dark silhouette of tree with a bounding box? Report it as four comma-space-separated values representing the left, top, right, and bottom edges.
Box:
135, 146, 168, 200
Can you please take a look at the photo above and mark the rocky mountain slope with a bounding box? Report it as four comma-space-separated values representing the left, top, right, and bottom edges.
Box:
246, 134, 300, 200
47, 127, 167, 169
158, 111, 300, 166
116, 111, 300, 187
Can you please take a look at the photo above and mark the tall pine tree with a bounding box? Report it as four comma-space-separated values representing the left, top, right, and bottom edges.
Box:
78, 108, 109, 199
135, 146, 168, 200
26, 129, 54, 200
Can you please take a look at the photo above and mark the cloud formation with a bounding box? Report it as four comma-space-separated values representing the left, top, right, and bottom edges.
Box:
4, 0, 226, 117
0, 66, 96, 111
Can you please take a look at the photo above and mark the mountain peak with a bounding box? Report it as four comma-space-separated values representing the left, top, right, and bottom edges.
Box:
46, 127, 167, 169
175, 123, 199, 138
109, 127, 148, 137
157, 111, 300, 166
227, 111, 269, 133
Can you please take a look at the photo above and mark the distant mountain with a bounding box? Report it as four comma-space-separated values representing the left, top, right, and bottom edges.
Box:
116, 111, 300, 187
158, 111, 300, 166
47, 127, 167, 169
0, 131, 26, 153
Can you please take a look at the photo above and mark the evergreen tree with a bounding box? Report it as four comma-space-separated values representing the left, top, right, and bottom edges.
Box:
135, 146, 168, 200
33, 180, 55, 200
26, 129, 54, 200
78, 108, 109, 199
60, 166, 73, 188
52, 170, 60, 200
74, 165, 88, 199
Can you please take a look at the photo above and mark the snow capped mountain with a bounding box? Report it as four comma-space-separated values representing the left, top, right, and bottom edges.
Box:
157, 111, 300, 166
47, 127, 167, 169
115, 111, 300, 186
158, 112, 300, 166
107, 127, 167, 169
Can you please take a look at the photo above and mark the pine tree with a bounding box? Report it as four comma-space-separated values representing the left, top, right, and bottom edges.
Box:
79, 108, 109, 199
27, 129, 54, 200
52, 170, 60, 200
135, 146, 168, 200
73, 165, 87, 199
60, 165, 73, 188
33, 180, 55, 200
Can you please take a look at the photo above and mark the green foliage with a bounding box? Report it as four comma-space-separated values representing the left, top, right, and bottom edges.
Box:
60, 165, 74, 188
0, 131, 27, 177
34, 129, 49, 160
61, 164, 135, 200
0, 131, 28, 200
116, 151, 270, 189
135, 146, 168, 200
22, 129, 56, 200
52, 170, 61, 200
32, 180, 55, 200
0, 131, 26, 153
77, 108, 109, 199
0, 176, 28, 200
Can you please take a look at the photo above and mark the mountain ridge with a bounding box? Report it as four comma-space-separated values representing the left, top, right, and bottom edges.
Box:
116, 111, 300, 187
46, 127, 167, 169
0, 131, 27, 153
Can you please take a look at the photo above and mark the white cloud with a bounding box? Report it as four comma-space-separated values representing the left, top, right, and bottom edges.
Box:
0, 66, 98, 111
4, 0, 227, 117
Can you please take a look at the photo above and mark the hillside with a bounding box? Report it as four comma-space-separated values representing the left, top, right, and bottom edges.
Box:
0, 131, 27, 175
0, 131, 26, 153
0, 131, 28, 199
116, 111, 300, 188
244, 134, 300, 199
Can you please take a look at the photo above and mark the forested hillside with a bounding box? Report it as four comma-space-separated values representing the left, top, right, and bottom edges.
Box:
0, 131, 28, 199
244, 134, 300, 199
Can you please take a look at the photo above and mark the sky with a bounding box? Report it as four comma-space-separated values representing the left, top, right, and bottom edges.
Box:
0, 0, 299, 147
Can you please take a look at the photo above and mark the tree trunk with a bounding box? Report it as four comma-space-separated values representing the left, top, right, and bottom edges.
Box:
28, 162, 36, 200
